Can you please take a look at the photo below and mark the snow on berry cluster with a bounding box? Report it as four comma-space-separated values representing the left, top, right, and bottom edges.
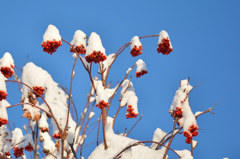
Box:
70, 30, 87, 54
41, 24, 62, 55
85, 32, 107, 63
120, 79, 139, 119
130, 36, 142, 57
157, 30, 173, 55
0, 52, 15, 78
169, 79, 199, 144
135, 59, 148, 78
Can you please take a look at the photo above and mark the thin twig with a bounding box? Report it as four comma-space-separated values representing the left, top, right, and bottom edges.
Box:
62, 58, 77, 157
163, 117, 178, 159
97, 115, 101, 146
195, 99, 222, 118
126, 114, 143, 136
113, 140, 180, 159
6, 80, 62, 134
112, 106, 122, 129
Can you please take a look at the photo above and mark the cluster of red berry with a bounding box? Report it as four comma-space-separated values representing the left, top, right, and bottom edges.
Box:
41, 40, 62, 55
157, 37, 173, 55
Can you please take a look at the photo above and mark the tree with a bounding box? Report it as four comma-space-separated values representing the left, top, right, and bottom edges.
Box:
0, 24, 219, 159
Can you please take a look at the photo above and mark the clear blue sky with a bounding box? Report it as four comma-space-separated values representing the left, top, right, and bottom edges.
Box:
0, 1, 239, 158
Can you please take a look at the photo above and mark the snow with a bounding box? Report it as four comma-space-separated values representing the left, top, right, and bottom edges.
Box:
39, 112, 49, 130
0, 100, 9, 120
94, 80, 108, 106
0, 126, 11, 155
180, 100, 197, 132
89, 96, 96, 103
89, 111, 95, 118
21, 62, 52, 98
0, 52, 14, 69
42, 24, 61, 43
120, 79, 138, 117
0, 73, 7, 92
79, 55, 91, 70
195, 111, 203, 117
136, 59, 147, 73
150, 128, 167, 149
66, 115, 77, 144
71, 30, 86, 48
40, 131, 56, 155
130, 36, 142, 49
169, 79, 193, 115
23, 134, 35, 150
158, 30, 173, 49
12, 128, 24, 148
89, 117, 168, 159
127, 68, 132, 74
72, 53, 78, 59
85, 32, 106, 57
175, 149, 193, 159
98, 53, 115, 78
192, 140, 198, 149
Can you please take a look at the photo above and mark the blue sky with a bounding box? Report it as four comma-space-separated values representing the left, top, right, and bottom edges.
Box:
0, 0, 239, 158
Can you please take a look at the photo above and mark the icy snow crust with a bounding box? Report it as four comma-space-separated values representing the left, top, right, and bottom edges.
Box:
89, 117, 167, 159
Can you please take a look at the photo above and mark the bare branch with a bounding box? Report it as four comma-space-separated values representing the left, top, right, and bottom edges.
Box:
113, 140, 180, 159
195, 99, 222, 118
126, 114, 143, 136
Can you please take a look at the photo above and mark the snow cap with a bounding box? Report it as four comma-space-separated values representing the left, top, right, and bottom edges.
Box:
71, 30, 87, 48
0, 52, 15, 78
42, 24, 61, 42
130, 36, 142, 57
85, 32, 106, 63
136, 59, 147, 78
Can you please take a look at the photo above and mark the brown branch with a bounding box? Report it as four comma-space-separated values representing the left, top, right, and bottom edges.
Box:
102, 107, 108, 150
191, 142, 193, 156
163, 117, 178, 159
63, 57, 77, 154
82, 140, 103, 150
154, 127, 179, 150
192, 80, 203, 89
40, 143, 57, 158
99, 62, 105, 87
62, 38, 72, 46
97, 115, 101, 146
6, 80, 62, 139
77, 54, 97, 95
126, 114, 143, 136
139, 34, 159, 39
195, 99, 222, 118
112, 106, 122, 129
113, 141, 180, 159
107, 64, 135, 114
